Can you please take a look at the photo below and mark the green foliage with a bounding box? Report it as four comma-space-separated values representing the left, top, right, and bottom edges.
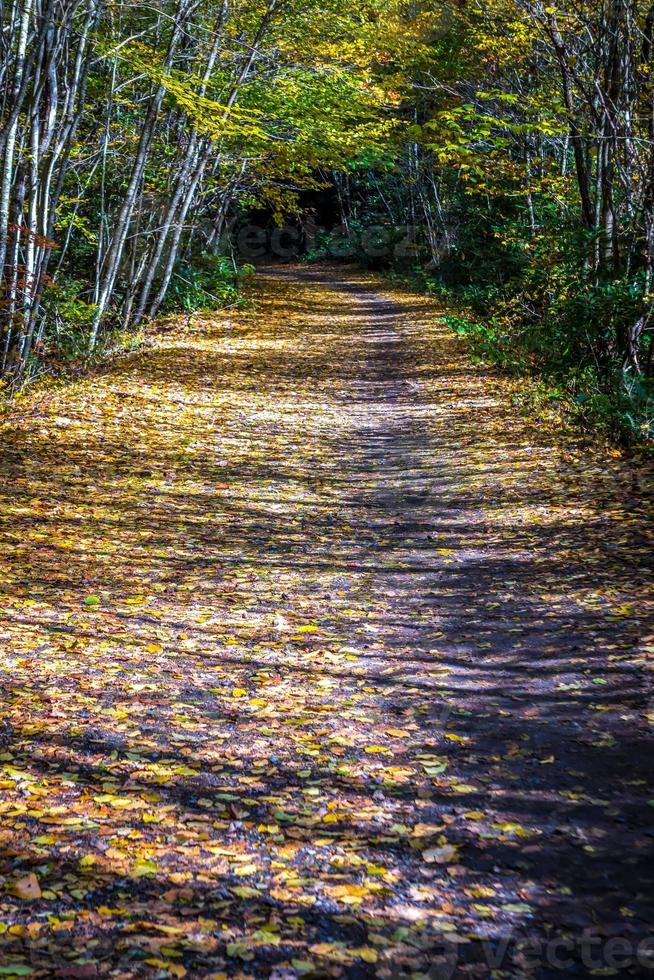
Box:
442, 314, 529, 374
437, 288, 654, 444
305, 220, 420, 269
39, 282, 101, 364
161, 255, 254, 314
0, 0, 409, 381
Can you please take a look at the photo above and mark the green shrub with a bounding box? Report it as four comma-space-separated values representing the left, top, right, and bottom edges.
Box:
162, 254, 254, 313
39, 280, 100, 363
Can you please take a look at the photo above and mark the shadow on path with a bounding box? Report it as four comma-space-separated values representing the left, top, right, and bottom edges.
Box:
0, 266, 652, 977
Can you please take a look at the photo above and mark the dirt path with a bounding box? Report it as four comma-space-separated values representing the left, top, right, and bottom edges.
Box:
0, 267, 653, 978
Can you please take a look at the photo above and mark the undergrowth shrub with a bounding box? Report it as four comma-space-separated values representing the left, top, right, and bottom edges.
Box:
162, 254, 255, 313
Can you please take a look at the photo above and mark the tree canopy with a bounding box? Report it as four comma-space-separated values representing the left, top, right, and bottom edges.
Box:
0, 0, 653, 438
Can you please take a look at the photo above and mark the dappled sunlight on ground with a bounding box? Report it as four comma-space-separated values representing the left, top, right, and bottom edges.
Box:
0, 267, 652, 977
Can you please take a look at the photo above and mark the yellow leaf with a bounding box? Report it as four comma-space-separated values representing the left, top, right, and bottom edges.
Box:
412, 822, 444, 838
231, 886, 260, 899
309, 943, 352, 964
491, 821, 532, 838
610, 604, 634, 617
328, 884, 367, 900
234, 863, 257, 876
130, 859, 157, 877
144, 960, 187, 978
358, 947, 379, 964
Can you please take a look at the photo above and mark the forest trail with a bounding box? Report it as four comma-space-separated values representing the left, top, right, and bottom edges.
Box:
0, 266, 653, 978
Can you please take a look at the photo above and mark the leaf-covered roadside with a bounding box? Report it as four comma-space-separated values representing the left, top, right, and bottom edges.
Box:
0, 268, 653, 978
